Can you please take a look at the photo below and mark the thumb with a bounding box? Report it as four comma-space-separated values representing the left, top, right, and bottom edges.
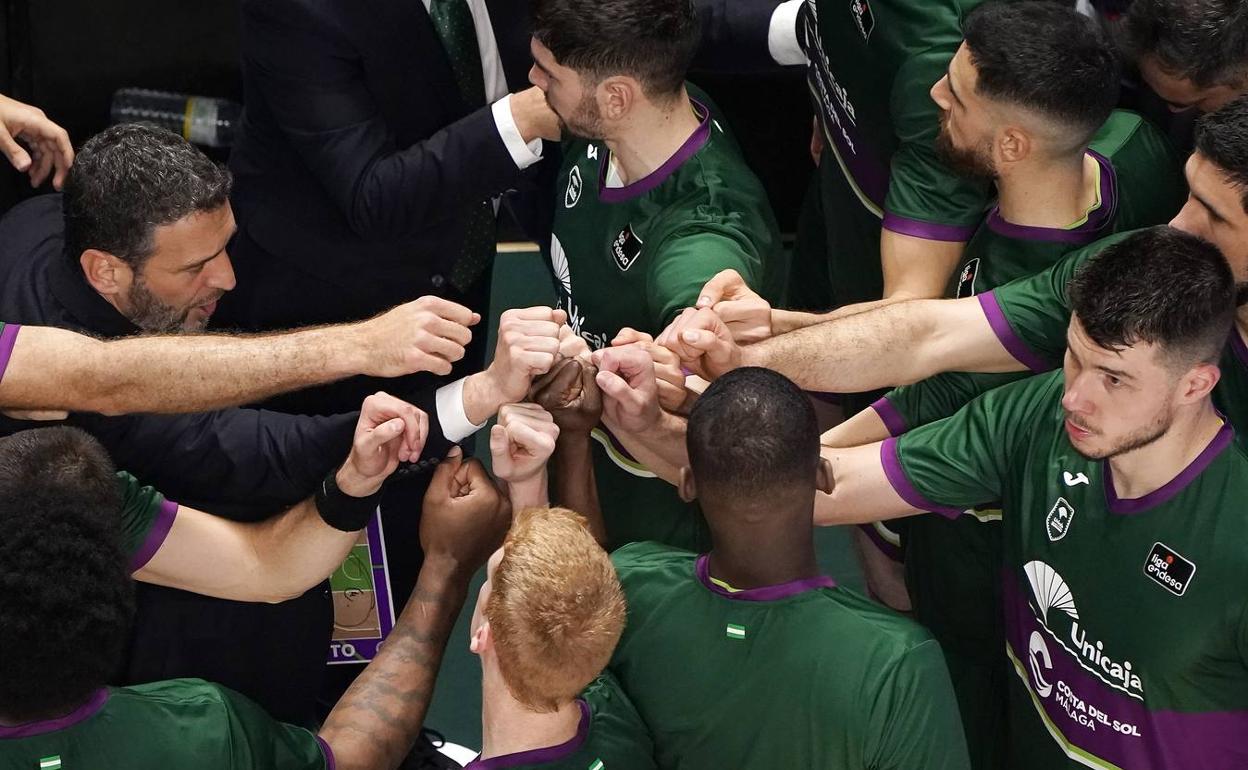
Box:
489, 424, 512, 474
697, 269, 739, 308
436, 445, 464, 478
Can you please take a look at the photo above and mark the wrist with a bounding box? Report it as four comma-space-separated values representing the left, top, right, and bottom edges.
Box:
508, 472, 549, 510
330, 322, 375, 378
421, 550, 481, 586
317, 468, 382, 532
463, 370, 507, 426
336, 462, 384, 498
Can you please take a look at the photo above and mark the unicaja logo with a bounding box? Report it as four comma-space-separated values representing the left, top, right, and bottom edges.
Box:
1024, 561, 1144, 700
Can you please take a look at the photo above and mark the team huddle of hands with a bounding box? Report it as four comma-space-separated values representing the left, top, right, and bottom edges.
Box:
330, 266, 768, 570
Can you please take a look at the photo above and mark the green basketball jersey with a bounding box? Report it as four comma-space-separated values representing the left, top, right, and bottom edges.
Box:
548, 91, 784, 552
889, 371, 1248, 769
797, 0, 991, 308
950, 110, 1183, 300
116, 471, 177, 574
464, 673, 655, 770
985, 229, 1248, 438
0, 680, 330, 770
608, 542, 971, 769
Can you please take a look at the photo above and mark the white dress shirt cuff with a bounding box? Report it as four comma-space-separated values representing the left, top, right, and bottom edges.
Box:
436, 376, 489, 443
769, 0, 807, 67
493, 95, 544, 170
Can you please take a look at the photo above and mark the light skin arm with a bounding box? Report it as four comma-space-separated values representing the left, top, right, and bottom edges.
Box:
0, 94, 73, 190
821, 406, 891, 448
813, 441, 925, 526
660, 295, 1023, 390
593, 346, 689, 486
0, 297, 480, 414
460, 307, 568, 426
489, 402, 559, 512
133, 393, 428, 603
318, 452, 509, 770
879, 229, 967, 304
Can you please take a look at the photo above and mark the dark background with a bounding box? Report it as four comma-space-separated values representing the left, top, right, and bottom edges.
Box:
0, 0, 814, 231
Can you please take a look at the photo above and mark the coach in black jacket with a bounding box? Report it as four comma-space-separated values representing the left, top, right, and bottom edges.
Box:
0, 127, 478, 725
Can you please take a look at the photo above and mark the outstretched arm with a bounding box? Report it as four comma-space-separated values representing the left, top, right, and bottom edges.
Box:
0, 297, 479, 414
813, 441, 924, 526
133, 393, 428, 603
318, 451, 509, 770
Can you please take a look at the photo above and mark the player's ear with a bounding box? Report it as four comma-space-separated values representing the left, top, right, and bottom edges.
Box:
80, 249, 131, 297
469, 620, 493, 656
815, 457, 834, 495
678, 466, 697, 503
601, 76, 635, 122
1178, 361, 1221, 404
998, 125, 1030, 165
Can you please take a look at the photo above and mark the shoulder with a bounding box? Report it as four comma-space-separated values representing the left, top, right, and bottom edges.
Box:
111, 678, 235, 713
610, 542, 695, 575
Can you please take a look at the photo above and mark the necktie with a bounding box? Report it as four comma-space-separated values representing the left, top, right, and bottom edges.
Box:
429, 0, 495, 291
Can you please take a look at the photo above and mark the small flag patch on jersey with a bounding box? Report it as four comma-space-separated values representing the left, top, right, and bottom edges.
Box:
726, 623, 746, 640
39, 757, 62, 770
588, 759, 605, 770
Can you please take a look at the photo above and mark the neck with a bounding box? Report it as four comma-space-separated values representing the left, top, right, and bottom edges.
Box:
996, 151, 1097, 229
1106, 401, 1223, 500
479, 665, 582, 760
706, 506, 820, 589
604, 88, 702, 186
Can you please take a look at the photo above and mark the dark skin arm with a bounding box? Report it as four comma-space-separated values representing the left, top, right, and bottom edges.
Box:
317, 450, 509, 770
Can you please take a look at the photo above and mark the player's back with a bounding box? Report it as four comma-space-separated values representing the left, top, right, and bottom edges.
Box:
0, 679, 330, 770
608, 542, 970, 769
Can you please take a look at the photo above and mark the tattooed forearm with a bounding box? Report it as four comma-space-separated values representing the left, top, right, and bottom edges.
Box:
319, 557, 472, 770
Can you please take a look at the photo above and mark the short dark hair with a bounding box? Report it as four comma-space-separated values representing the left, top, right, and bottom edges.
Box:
1125, 0, 1248, 88
1194, 95, 1248, 214
63, 123, 232, 269
531, 0, 699, 99
964, 1, 1120, 147
1068, 226, 1235, 368
687, 367, 818, 502
0, 428, 133, 720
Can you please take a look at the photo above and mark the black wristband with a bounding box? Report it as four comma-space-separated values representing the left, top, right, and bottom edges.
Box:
315, 469, 382, 532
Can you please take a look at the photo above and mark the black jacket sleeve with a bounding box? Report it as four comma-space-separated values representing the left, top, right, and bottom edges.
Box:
240, 0, 528, 241
692, 0, 793, 73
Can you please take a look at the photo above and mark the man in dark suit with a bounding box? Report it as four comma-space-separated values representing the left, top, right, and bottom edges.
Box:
224, 0, 558, 352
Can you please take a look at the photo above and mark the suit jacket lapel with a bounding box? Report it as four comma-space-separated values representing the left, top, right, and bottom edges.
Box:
485, 0, 533, 90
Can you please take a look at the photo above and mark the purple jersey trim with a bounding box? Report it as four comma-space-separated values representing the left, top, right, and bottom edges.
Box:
1231, 327, 1248, 369
465, 700, 591, 768
857, 523, 904, 563
984, 150, 1117, 245
597, 101, 711, 203
0, 323, 20, 382
880, 212, 977, 242
881, 438, 964, 519
977, 292, 1053, 373
1103, 420, 1234, 515
316, 736, 337, 770
0, 688, 108, 739
695, 554, 836, 600
871, 397, 908, 437
128, 499, 179, 573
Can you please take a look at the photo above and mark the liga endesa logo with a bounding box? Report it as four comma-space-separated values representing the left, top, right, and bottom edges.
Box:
1143, 542, 1195, 597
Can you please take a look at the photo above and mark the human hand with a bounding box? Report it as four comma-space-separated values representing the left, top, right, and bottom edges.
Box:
489, 403, 560, 485
511, 86, 562, 143
481, 306, 567, 406
656, 307, 741, 381
694, 269, 772, 344
420, 448, 510, 572
529, 357, 603, 435
0, 95, 73, 190
592, 345, 661, 435
611, 328, 688, 414
358, 296, 480, 377
557, 323, 592, 363
337, 392, 428, 497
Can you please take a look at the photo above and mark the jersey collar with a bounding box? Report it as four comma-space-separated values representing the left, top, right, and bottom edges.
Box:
1103, 419, 1235, 515
465, 699, 591, 768
0, 689, 109, 739
984, 149, 1117, 245
696, 554, 836, 601
597, 100, 712, 204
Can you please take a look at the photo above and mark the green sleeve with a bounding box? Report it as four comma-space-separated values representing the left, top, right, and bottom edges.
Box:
645, 228, 763, 327
581, 672, 659, 769
882, 51, 990, 239
217, 686, 332, 769
867, 639, 971, 770
886, 372, 1060, 516
115, 471, 178, 573
986, 231, 1136, 369
878, 371, 1033, 435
